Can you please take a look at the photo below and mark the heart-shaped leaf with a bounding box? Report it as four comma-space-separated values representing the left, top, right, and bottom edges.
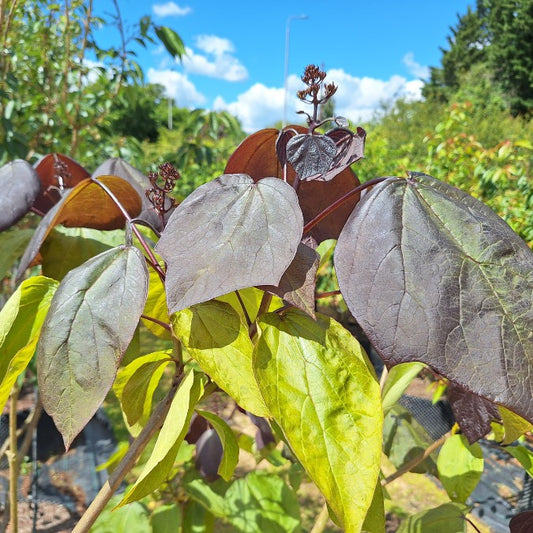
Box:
437, 434, 484, 503
335, 172, 533, 427
92, 158, 172, 228
286, 134, 337, 180
172, 300, 269, 417
16, 176, 142, 280
224, 128, 361, 242
259, 242, 319, 317
397, 503, 469, 533
285, 128, 366, 183
37, 245, 149, 449
156, 174, 303, 313
33, 153, 90, 213
254, 310, 382, 532
0, 159, 42, 231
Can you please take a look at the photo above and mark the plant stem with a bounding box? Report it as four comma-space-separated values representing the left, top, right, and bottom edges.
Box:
140, 314, 171, 332
91, 177, 166, 282
303, 177, 387, 235
8, 384, 20, 533
72, 374, 182, 533
381, 430, 452, 486
309, 503, 329, 533
249, 291, 273, 339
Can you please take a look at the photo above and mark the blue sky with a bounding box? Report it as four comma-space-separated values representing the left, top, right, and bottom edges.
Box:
95, 0, 475, 131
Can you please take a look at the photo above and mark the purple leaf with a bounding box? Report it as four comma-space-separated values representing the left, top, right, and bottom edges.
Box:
335, 173, 533, 427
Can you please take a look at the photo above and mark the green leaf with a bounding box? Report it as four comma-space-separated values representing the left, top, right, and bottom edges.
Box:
142, 266, 171, 340
186, 471, 301, 533
383, 405, 437, 476
119, 369, 204, 506
90, 494, 151, 533
196, 410, 239, 481
498, 406, 533, 444
505, 444, 533, 479
40, 226, 125, 280
154, 26, 186, 59
156, 174, 303, 313
254, 310, 382, 532
151, 503, 181, 533
396, 503, 468, 533
172, 300, 269, 417
382, 362, 426, 414
114, 351, 173, 429
217, 287, 283, 323
335, 173, 533, 425
37, 245, 149, 449
362, 479, 385, 533
182, 500, 215, 533
0, 228, 33, 279
437, 434, 484, 503
0, 276, 58, 412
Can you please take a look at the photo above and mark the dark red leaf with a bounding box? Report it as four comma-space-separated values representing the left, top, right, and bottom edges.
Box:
510, 511, 533, 533
225, 127, 361, 242
33, 154, 90, 213
447, 383, 501, 444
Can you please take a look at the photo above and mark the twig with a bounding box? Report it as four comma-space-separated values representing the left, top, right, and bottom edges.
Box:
8, 384, 20, 533
72, 372, 182, 533
309, 503, 329, 533
381, 430, 452, 486
303, 177, 387, 235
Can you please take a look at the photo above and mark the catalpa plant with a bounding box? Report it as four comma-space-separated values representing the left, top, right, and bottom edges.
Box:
1, 65, 532, 533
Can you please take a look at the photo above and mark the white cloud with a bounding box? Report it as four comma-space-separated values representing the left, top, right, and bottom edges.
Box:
147, 68, 206, 107
213, 70, 425, 132
402, 52, 430, 79
181, 36, 248, 82
196, 35, 234, 56
152, 2, 191, 17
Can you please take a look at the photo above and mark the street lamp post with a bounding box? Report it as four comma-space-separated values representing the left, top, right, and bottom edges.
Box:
283, 14, 308, 127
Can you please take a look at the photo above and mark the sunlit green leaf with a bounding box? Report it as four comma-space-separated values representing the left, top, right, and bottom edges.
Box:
119, 369, 204, 505
362, 479, 385, 533
114, 351, 173, 429
142, 266, 171, 339
155, 26, 186, 59
498, 406, 533, 445
397, 502, 468, 533
37, 245, 149, 449
437, 434, 484, 503
186, 471, 301, 533
382, 362, 426, 414
151, 503, 181, 533
505, 444, 533, 479
172, 300, 269, 417
91, 494, 150, 533
254, 310, 382, 532
0, 276, 58, 412
196, 410, 239, 481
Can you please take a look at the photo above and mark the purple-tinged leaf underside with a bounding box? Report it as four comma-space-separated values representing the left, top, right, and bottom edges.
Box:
335, 172, 533, 428
37, 245, 149, 449
0, 159, 41, 231
156, 174, 303, 314
259, 242, 319, 318
286, 134, 336, 181
447, 383, 501, 444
